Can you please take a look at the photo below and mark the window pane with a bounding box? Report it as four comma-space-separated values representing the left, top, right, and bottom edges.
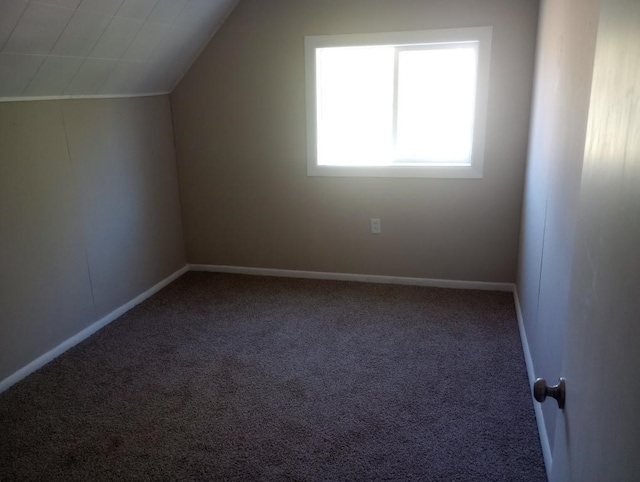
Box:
316, 46, 394, 166
396, 46, 478, 165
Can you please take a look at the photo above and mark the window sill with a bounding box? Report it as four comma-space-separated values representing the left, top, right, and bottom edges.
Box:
307, 164, 484, 179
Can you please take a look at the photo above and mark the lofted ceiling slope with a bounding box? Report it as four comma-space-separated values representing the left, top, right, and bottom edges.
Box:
0, 0, 238, 101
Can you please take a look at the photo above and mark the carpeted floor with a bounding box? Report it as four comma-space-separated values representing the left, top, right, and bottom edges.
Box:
0, 272, 547, 481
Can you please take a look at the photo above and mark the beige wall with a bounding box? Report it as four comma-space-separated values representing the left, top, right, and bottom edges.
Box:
171, 0, 539, 282
0, 96, 186, 381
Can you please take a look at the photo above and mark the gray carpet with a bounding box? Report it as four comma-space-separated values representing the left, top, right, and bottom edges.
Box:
0, 272, 547, 481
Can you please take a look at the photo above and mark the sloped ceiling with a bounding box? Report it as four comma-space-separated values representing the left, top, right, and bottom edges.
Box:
0, 0, 238, 100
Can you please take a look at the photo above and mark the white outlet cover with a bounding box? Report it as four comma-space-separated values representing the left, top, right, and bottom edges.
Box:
371, 218, 381, 234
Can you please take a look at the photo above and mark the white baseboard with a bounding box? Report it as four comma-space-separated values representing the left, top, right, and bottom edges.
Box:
189, 264, 515, 292
0, 263, 515, 397
0, 262, 549, 477
513, 289, 552, 479
0, 265, 189, 394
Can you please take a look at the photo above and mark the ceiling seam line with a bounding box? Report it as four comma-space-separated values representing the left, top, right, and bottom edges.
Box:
112, 0, 128, 18
66, 3, 125, 96
54, 56, 85, 98
21, 3, 76, 96
61, 56, 87, 96
139, 0, 161, 23
44, 3, 75, 56
0, 0, 29, 52
143, 0, 192, 67
19, 55, 47, 96
95, 20, 147, 96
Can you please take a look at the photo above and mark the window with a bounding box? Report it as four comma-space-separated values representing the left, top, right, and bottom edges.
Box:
305, 27, 492, 178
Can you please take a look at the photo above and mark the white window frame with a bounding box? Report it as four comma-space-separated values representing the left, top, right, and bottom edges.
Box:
305, 27, 493, 178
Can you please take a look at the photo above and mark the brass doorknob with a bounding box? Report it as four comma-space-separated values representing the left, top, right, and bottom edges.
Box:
533, 377, 566, 409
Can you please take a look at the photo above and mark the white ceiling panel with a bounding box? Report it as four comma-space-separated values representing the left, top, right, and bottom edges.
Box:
64, 58, 117, 95
115, 0, 158, 20
3, 2, 74, 55
23, 55, 84, 96
123, 21, 168, 62
150, 23, 209, 67
139, 58, 177, 94
89, 16, 143, 59
176, 0, 228, 30
0, 0, 240, 100
77, 0, 124, 16
99, 59, 147, 94
147, 0, 188, 25
0, 53, 45, 95
51, 11, 111, 57
0, 0, 29, 48
35, 0, 82, 8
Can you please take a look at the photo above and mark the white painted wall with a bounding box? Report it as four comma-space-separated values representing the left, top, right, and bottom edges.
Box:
550, 0, 640, 478
516, 0, 599, 458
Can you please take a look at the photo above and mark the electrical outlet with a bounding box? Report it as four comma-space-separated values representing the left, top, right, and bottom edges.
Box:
370, 218, 381, 234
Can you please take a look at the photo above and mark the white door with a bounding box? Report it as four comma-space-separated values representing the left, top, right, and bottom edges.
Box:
549, 0, 640, 479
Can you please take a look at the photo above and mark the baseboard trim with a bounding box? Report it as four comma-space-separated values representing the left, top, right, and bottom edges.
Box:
0, 264, 516, 396
189, 264, 515, 292
0, 265, 189, 395
513, 288, 552, 479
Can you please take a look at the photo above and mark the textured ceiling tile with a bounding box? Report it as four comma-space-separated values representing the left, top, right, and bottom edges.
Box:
51, 11, 111, 57
89, 17, 143, 59
99, 60, 147, 94
177, 24, 212, 63
123, 21, 168, 62
175, 0, 222, 29
23, 55, 84, 96
144, 25, 207, 89
0, 0, 239, 99
33, 0, 82, 8
137, 58, 179, 93
146, 0, 188, 25
64, 58, 117, 95
3, 2, 74, 55
115, 0, 158, 20
154, 18, 218, 70
0, 0, 29, 49
0, 53, 45, 96
77, 0, 124, 16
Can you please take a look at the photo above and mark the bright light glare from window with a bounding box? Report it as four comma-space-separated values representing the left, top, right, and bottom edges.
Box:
315, 43, 478, 167
396, 48, 477, 164
317, 47, 395, 166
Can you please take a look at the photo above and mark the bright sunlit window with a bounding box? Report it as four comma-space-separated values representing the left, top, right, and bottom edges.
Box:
305, 27, 492, 178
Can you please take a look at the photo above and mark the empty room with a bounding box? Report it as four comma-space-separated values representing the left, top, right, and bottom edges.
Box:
1, 0, 638, 480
